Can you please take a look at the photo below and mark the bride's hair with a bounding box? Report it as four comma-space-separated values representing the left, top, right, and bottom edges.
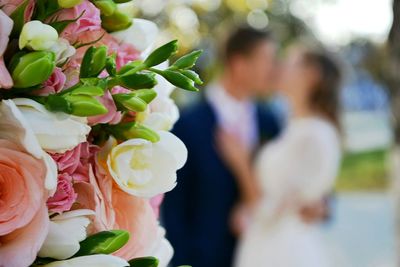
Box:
302, 49, 342, 128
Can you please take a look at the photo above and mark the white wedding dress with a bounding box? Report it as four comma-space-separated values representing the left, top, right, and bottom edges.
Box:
234, 117, 341, 267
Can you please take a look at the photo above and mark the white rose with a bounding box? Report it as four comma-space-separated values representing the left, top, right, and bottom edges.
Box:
0, 99, 58, 192
147, 227, 174, 267
107, 131, 187, 198
19, 20, 58, 51
39, 210, 94, 260
43, 255, 128, 267
49, 38, 76, 66
111, 18, 159, 58
12, 98, 91, 153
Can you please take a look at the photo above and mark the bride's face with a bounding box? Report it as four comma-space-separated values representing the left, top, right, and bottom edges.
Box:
277, 48, 318, 102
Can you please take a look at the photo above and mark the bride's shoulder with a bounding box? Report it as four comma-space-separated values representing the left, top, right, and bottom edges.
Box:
288, 117, 340, 146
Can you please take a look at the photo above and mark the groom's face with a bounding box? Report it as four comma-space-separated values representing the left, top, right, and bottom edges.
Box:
241, 41, 277, 96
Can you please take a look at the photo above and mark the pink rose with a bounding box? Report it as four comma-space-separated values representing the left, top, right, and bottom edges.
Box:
0, 10, 13, 89
150, 194, 164, 219
74, 161, 158, 260
0, 139, 49, 267
56, 0, 101, 43
88, 91, 122, 125
34, 67, 67, 96
47, 173, 77, 213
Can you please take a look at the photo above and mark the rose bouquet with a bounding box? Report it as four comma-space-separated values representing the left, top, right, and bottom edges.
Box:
0, 1, 202, 267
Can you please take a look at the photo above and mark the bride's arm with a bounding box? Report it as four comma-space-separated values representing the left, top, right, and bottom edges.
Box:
216, 129, 261, 207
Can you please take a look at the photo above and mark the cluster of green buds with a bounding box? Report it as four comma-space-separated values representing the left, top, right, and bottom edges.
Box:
90, 0, 133, 32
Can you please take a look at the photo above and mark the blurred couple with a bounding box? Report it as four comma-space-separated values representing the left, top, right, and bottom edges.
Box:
163, 27, 342, 267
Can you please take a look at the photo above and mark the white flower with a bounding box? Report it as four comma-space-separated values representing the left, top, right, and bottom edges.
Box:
49, 38, 76, 66
39, 210, 94, 260
107, 131, 187, 198
111, 18, 159, 58
19, 20, 58, 51
0, 99, 58, 192
11, 98, 91, 153
138, 62, 179, 131
43, 255, 129, 267
147, 227, 174, 267
140, 97, 179, 131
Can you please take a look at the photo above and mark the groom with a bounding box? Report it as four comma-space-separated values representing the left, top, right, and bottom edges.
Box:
162, 27, 281, 267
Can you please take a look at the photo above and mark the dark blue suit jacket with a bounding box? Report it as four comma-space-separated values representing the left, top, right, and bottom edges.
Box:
162, 99, 281, 267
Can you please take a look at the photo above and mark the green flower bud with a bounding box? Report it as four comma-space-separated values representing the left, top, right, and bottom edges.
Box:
101, 10, 132, 32
113, 93, 147, 112
108, 122, 160, 142
144, 40, 178, 68
128, 257, 159, 267
133, 89, 157, 103
92, 0, 117, 16
64, 94, 108, 116
180, 69, 203, 85
76, 230, 130, 256
11, 51, 56, 88
80, 46, 108, 78
118, 72, 157, 90
106, 55, 117, 76
70, 86, 104, 96
57, 0, 83, 8
158, 69, 198, 91
171, 50, 202, 69
117, 60, 143, 75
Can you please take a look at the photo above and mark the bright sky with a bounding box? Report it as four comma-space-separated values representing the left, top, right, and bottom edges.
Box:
290, 0, 393, 45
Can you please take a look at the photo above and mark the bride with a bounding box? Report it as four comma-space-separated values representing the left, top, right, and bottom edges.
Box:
217, 46, 342, 267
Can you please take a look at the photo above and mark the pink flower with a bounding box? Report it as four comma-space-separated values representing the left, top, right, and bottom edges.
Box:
88, 91, 122, 125
150, 194, 164, 219
56, 0, 101, 43
34, 68, 67, 96
0, 10, 13, 89
115, 43, 140, 70
0, 139, 49, 267
74, 159, 158, 260
0, 0, 34, 20
51, 142, 96, 182
47, 173, 77, 213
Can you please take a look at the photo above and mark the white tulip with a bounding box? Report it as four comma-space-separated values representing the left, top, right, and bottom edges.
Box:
0, 99, 58, 192
39, 210, 94, 260
107, 131, 187, 198
19, 20, 58, 51
111, 19, 158, 58
147, 227, 174, 267
49, 38, 76, 66
11, 98, 91, 153
43, 255, 129, 267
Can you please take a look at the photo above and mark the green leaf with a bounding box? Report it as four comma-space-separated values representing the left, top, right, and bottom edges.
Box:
9, 0, 29, 37
75, 230, 130, 257
144, 40, 178, 68
34, 0, 60, 21
180, 70, 203, 85
117, 60, 144, 75
118, 72, 157, 90
156, 70, 198, 91
128, 257, 159, 267
171, 50, 202, 70
80, 46, 95, 78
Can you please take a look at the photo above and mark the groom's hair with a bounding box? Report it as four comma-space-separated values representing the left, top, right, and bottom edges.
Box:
224, 27, 274, 62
